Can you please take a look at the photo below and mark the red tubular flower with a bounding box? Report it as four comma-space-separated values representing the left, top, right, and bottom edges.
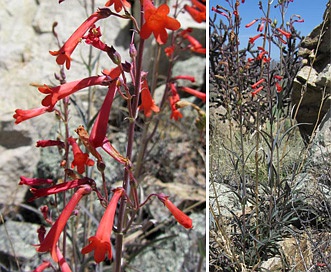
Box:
83, 25, 107, 51
180, 87, 206, 102
245, 19, 258, 28
251, 86, 264, 96
258, 22, 265, 32
157, 194, 193, 229
276, 82, 283, 93
180, 29, 206, 54
276, 28, 291, 39
140, 0, 181, 45
249, 33, 263, 44
33, 261, 51, 272
138, 78, 160, 118
89, 80, 118, 148
29, 178, 92, 201
173, 75, 195, 82
169, 100, 183, 120
251, 78, 265, 89
168, 83, 182, 120
184, 0, 206, 23
164, 46, 175, 57
257, 50, 268, 60
102, 66, 122, 80
211, 7, 229, 19
19, 176, 54, 186
105, 0, 131, 13
68, 137, 95, 174
36, 185, 92, 262
81, 187, 124, 263
38, 75, 108, 108
36, 140, 65, 148
13, 107, 52, 124
50, 9, 112, 69
274, 75, 283, 80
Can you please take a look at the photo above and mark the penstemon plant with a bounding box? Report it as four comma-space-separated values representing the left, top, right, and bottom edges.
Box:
13, 0, 206, 271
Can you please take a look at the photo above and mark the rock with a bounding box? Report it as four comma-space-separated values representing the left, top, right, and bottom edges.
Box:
260, 257, 283, 271
127, 210, 206, 272
292, 1, 331, 144
0, 221, 40, 268
278, 234, 313, 271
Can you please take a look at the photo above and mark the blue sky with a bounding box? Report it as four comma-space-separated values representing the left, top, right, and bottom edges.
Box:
210, 0, 329, 58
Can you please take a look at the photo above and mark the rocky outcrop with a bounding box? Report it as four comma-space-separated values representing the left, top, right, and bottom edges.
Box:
291, 1, 331, 144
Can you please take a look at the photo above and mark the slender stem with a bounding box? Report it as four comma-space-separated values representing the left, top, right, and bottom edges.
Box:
113, 6, 145, 270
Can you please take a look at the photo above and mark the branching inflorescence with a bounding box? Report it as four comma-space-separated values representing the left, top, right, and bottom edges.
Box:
13, 0, 206, 270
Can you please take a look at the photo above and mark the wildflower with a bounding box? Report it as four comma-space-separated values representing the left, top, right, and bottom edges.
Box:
68, 137, 95, 174
251, 78, 265, 89
168, 83, 182, 120
140, 0, 181, 45
19, 176, 53, 186
251, 86, 264, 96
33, 261, 51, 272
49, 9, 112, 69
36, 140, 65, 148
164, 46, 175, 57
89, 80, 118, 148
29, 178, 92, 201
36, 185, 92, 262
274, 75, 283, 80
179, 28, 206, 54
83, 25, 107, 51
258, 22, 265, 32
173, 75, 195, 82
157, 194, 193, 229
102, 66, 122, 80
257, 50, 268, 60
276, 28, 291, 39
105, 0, 131, 13
184, 0, 206, 23
263, 57, 271, 63
276, 82, 283, 93
245, 19, 258, 28
38, 75, 108, 108
13, 107, 52, 124
81, 188, 124, 263
180, 87, 206, 102
211, 7, 229, 19
169, 100, 183, 120
249, 33, 263, 44
138, 78, 160, 117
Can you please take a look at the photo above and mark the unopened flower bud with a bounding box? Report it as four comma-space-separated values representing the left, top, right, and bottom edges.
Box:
107, 46, 121, 65
129, 43, 137, 58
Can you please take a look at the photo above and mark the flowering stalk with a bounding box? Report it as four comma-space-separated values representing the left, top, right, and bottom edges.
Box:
36, 185, 92, 262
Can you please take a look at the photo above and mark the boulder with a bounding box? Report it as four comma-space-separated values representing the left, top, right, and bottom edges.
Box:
291, 1, 331, 144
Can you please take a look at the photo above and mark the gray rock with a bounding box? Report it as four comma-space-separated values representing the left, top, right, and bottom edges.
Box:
0, 221, 40, 267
